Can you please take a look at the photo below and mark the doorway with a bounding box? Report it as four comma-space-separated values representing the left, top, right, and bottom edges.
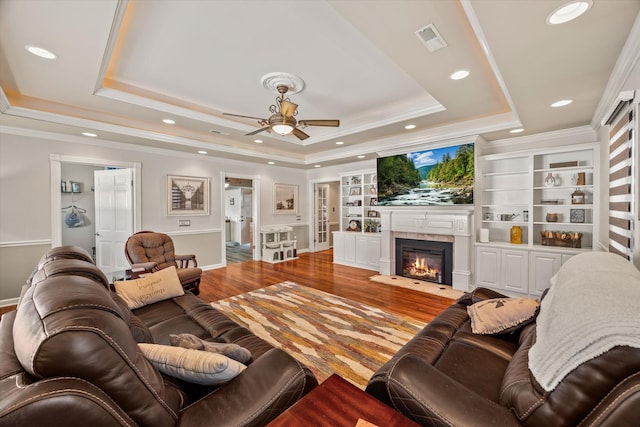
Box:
50, 155, 141, 273
312, 180, 339, 252
224, 175, 256, 264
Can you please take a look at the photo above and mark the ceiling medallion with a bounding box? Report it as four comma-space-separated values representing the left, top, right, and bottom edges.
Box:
260, 72, 305, 95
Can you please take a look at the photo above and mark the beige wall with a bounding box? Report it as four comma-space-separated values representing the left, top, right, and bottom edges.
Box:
0, 131, 312, 302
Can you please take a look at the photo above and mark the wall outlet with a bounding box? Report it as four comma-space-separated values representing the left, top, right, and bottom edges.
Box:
296, 215, 301, 221
178, 220, 191, 227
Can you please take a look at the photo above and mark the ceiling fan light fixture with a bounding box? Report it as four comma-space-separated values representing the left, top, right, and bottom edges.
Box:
272, 124, 294, 135
547, 1, 592, 25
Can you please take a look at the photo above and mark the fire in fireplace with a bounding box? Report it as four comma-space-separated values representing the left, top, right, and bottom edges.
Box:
395, 238, 453, 285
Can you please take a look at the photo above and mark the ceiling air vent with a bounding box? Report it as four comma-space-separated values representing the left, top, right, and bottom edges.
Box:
415, 24, 447, 53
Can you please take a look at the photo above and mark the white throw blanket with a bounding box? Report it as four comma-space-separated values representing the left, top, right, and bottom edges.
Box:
529, 253, 640, 392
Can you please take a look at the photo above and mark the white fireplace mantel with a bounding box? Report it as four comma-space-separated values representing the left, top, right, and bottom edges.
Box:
379, 208, 473, 292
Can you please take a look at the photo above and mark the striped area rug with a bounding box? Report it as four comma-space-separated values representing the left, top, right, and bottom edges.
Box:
211, 281, 425, 389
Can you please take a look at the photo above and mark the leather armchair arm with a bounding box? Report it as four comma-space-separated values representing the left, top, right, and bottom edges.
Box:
131, 261, 158, 272
457, 286, 509, 306
383, 354, 520, 427
177, 348, 316, 427
174, 254, 197, 268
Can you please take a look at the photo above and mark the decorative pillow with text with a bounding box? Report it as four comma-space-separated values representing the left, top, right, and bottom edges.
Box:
114, 266, 184, 309
467, 297, 539, 335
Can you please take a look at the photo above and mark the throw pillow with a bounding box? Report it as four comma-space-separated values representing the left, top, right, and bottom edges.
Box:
114, 266, 184, 309
467, 297, 539, 335
169, 333, 252, 363
139, 343, 246, 385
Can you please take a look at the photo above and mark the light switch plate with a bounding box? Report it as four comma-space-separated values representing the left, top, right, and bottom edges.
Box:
178, 220, 191, 227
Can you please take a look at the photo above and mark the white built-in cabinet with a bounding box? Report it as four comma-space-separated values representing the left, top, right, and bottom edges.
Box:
333, 232, 380, 271
475, 143, 598, 297
333, 170, 381, 271
475, 245, 580, 297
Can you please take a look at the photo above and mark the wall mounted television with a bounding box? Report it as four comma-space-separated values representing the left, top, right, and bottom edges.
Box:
376, 143, 474, 206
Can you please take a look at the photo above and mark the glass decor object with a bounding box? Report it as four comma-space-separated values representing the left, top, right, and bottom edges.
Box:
510, 226, 523, 244
546, 213, 559, 222
544, 173, 556, 187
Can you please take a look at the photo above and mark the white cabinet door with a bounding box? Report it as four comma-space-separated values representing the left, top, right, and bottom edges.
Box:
530, 252, 562, 297
333, 232, 345, 263
501, 250, 528, 294
355, 235, 368, 265
476, 247, 501, 288
343, 233, 356, 263
366, 235, 381, 270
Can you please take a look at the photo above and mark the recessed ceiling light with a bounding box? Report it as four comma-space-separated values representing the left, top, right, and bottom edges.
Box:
197, 150, 207, 154
510, 128, 525, 134
254, 139, 263, 143
267, 161, 275, 165
450, 70, 470, 80
357, 155, 365, 159
162, 119, 175, 124
81, 132, 97, 137
25, 45, 56, 59
551, 99, 573, 107
314, 164, 321, 168
336, 141, 344, 145
404, 124, 416, 130
547, 1, 592, 25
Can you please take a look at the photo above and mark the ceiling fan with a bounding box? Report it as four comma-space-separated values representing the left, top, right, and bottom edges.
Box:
223, 84, 339, 141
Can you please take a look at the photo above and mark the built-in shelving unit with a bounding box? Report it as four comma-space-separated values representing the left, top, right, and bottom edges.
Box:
334, 170, 381, 271
339, 171, 380, 233
475, 143, 599, 297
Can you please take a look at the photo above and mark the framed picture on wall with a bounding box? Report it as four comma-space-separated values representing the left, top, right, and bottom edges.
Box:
167, 175, 210, 216
274, 183, 298, 214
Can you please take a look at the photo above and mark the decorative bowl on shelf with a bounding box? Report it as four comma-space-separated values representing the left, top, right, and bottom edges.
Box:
546, 213, 559, 222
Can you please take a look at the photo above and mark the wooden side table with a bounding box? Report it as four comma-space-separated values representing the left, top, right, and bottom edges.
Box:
268, 374, 418, 427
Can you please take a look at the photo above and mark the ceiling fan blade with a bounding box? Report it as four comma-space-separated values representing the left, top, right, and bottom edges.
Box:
299, 119, 340, 127
223, 112, 267, 121
292, 127, 310, 140
280, 100, 298, 118
245, 126, 271, 136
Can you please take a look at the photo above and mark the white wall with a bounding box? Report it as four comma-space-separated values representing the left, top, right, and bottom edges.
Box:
0, 130, 308, 301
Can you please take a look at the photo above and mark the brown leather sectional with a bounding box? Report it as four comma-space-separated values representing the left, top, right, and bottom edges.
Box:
366, 284, 640, 426
0, 246, 317, 426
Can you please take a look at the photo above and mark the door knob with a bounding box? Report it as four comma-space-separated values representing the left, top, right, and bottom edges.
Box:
95, 232, 101, 237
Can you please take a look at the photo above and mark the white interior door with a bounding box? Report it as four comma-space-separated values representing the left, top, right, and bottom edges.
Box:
315, 183, 330, 251
94, 168, 133, 273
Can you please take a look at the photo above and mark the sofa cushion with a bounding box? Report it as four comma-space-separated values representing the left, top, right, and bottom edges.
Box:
467, 297, 539, 334
114, 266, 184, 309
139, 343, 246, 385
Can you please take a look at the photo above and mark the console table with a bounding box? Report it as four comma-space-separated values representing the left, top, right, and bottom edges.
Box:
267, 374, 418, 426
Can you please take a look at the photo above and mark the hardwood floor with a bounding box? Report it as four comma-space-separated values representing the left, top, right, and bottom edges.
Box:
0, 250, 455, 324
199, 249, 454, 324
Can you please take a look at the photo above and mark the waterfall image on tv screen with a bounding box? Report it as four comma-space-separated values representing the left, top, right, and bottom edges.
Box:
376, 143, 474, 206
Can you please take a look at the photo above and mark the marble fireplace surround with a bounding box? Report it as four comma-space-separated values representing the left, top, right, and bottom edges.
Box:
379, 208, 473, 292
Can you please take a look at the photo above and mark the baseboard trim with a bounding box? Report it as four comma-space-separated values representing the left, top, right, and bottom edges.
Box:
0, 297, 19, 307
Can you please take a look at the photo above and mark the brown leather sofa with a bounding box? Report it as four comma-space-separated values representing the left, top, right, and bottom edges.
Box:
366, 252, 640, 426
0, 246, 317, 426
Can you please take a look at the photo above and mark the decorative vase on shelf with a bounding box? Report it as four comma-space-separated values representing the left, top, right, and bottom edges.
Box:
546, 213, 559, 222
544, 173, 556, 187
510, 226, 523, 244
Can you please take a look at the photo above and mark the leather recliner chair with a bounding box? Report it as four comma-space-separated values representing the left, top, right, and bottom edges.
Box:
125, 231, 202, 294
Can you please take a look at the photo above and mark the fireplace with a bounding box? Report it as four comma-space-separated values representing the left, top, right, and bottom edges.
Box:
395, 238, 453, 285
